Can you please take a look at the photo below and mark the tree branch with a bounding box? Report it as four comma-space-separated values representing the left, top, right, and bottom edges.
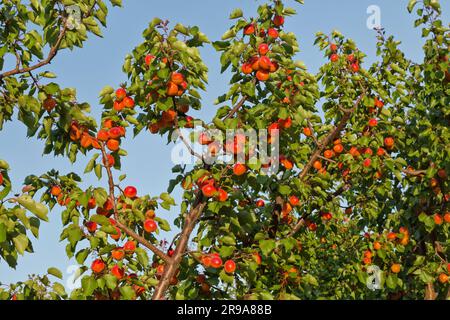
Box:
223, 96, 247, 120
99, 144, 170, 264
0, 22, 67, 79
152, 199, 207, 300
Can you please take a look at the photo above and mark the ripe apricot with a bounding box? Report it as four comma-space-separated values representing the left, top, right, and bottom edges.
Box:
256, 70, 270, 81
166, 82, 179, 96
233, 163, 247, 176
391, 264, 401, 274
107, 139, 120, 152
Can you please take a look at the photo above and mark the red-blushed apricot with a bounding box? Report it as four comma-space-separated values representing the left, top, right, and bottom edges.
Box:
166, 82, 179, 96
256, 70, 270, 81
333, 143, 344, 154
123, 240, 136, 254
324, 150, 334, 159
273, 15, 284, 27
86, 221, 97, 233
373, 241, 382, 250
363, 158, 372, 167
145, 54, 155, 65
224, 260, 236, 273
243, 24, 255, 35
144, 219, 158, 233
256, 199, 265, 207
242, 63, 253, 74
439, 273, 449, 284
162, 109, 177, 123
123, 96, 135, 108
233, 163, 247, 176
112, 247, 125, 260
217, 188, 228, 202
351, 62, 360, 72
111, 265, 125, 280
444, 212, 450, 223
330, 43, 338, 52
116, 88, 127, 101
289, 195, 300, 206
202, 184, 217, 198
124, 186, 137, 198
259, 56, 272, 71
374, 97, 384, 108
258, 43, 269, 56
106, 139, 120, 152
91, 259, 106, 274
50, 185, 62, 197
384, 137, 394, 149
278, 117, 292, 129
313, 160, 322, 170
387, 232, 397, 241
171, 72, 184, 85
268, 28, 279, 38
368, 118, 378, 127
330, 53, 339, 62
111, 226, 121, 241
303, 127, 312, 136
201, 255, 212, 268
434, 214, 443, 225
210, 255, 223, 268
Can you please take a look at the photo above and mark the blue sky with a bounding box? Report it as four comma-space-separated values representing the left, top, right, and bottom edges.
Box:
1, 0, 448, 286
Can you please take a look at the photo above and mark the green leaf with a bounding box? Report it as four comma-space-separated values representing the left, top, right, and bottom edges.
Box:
259, 239, 276, 256
81, 276, 97, 296
16, 195, 49, 221
219, 269, 235, 284
136, 247, 149, 267
119, 286, 136, 300
0, 223, 6, 242
47, 267, 63, 279
93, 188, 108, 207
13, 234, 29, 255
407, 0, 417, 13
90, 214, 111, 226
229, 8, 243, 19
53, 282, 67, 296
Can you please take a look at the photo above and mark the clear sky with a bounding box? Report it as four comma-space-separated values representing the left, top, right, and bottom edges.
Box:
1, 0, 448, 287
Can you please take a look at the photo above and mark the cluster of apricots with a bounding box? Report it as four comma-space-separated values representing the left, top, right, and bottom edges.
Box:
42, 94, 57, 112
147, 69, 194, 134
97, 118, 126, 155
429, 168, 448, 197
198, 132, 258, 167
196, 174, 229, 202
241, 43, 279, 81
241, 15, 285, 81
113, 88, 135, 112
433, 211, 450, 226
152, 261, 180, 286
201, 253, 236, 274
69, 121, 100, 150
49, 185, 97, 210
166, 71, 188, 97
148, 107, 194, 135
280, 195, 301, 224
329, 43, 360, 73
90, 241, 146, 296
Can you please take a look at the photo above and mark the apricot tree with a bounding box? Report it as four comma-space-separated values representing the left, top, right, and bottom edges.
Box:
0, 0, 449, 300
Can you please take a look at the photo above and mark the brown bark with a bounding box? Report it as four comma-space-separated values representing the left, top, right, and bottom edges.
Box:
152, 201, 207, 300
